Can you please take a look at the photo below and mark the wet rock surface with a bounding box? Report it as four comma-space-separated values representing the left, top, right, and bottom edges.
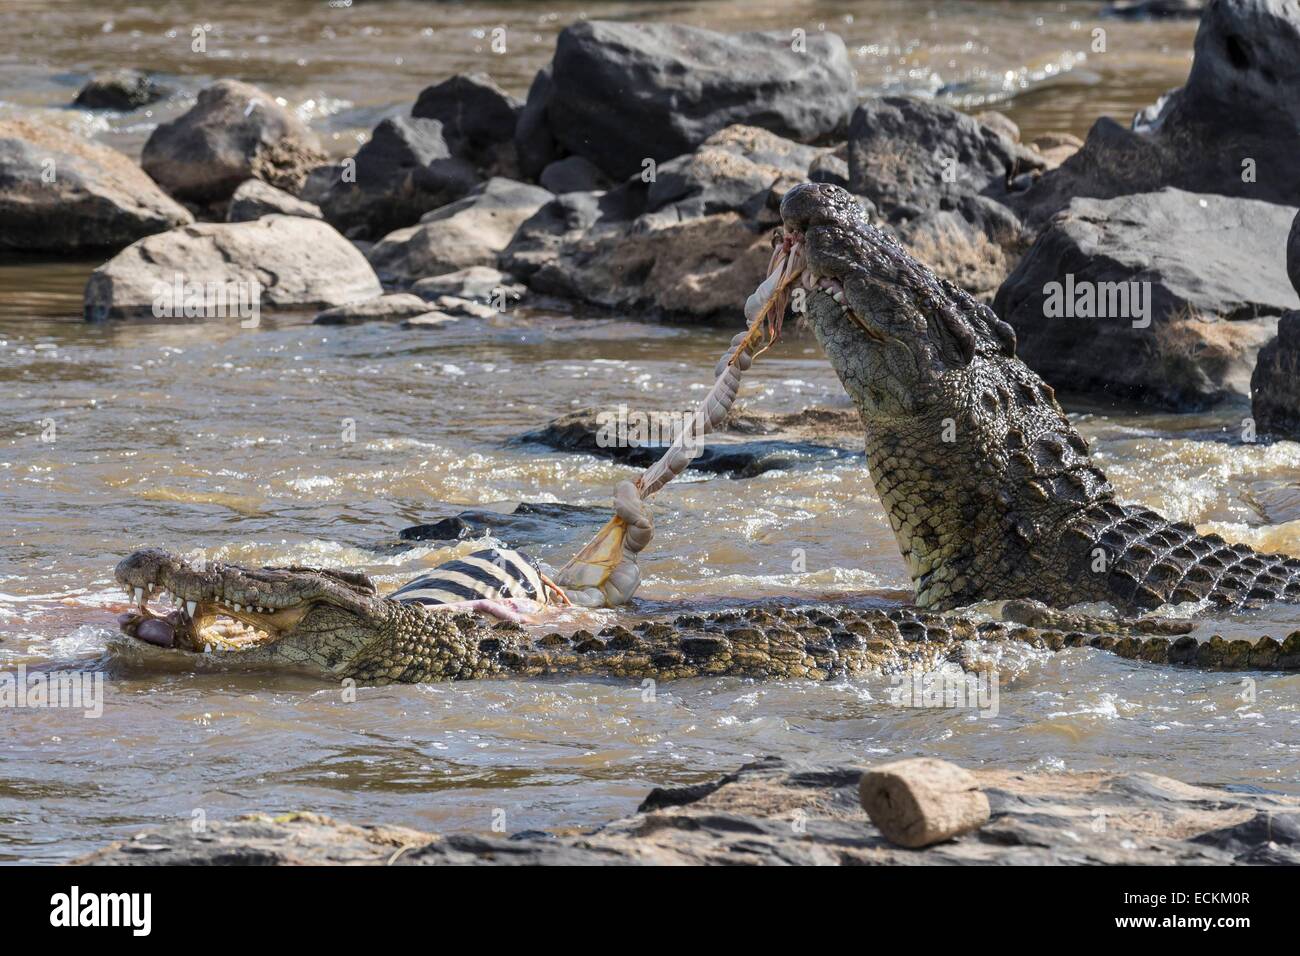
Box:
77, 756, 1300, 865
312, 293, 438, 325
72, 69, 169, 110
84, 216, 381, 320
995, 188, 1299, 409
394, 501, 607, 551
141, 79, 326, 205
0, 118, 192, 252
517, 407, 861, 478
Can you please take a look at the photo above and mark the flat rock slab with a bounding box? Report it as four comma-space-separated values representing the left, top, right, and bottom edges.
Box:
78, 757, 1300, 865
516, 407, 862, 479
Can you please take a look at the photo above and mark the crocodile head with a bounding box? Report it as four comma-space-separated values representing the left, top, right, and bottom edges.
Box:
777, 182, 1113, 609
114, 548, 392, 668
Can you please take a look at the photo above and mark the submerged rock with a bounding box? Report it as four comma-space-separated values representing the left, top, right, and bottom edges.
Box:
319, 116, 480, 240
72, 70, 169, 110
545, 21, 855, 180
367, 177, 553, 284
994, 189, 1299, 410
312, 293, 437, 325
517, 407, 860, 478
141, 79, 326, 204
396, 501, 608, 552
77, 756, 1300, 865
84, 216, 381, 320
0, 118, 192, 252
227, 179, 322, 222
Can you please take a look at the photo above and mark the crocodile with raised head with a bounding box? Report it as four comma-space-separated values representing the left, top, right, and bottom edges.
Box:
111, 181, 1300, 682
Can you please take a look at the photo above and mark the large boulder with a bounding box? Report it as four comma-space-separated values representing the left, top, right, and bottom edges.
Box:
411, 73, 520, 168
73, 70, 169, 110
84, 216, 381, 320
513, 68, 560, 182
1014, 0, 1300, 224
319, 116, 478, 240
367, 177, 552, 284
141, 80, 326, 204
0, 118, 192, 253
1251, 312, 1300, 440
546, 21, 855, 180
226, 179, 322, 221
994, 189, 1300, 410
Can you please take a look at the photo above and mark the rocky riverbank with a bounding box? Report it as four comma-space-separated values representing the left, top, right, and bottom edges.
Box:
77, 755, 1300, 865
3, 2, 1298, 427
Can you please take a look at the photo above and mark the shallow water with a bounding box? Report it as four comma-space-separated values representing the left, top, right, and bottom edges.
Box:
4, 2, 1299, 865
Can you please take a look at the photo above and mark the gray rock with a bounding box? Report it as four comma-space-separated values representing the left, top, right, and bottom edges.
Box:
84, 215, 382, 320
410, 265, 525, 304
548, 21, 855, 180
319, 116, 480, 240
513, 68, 560, 182
141, 79, 326, 204
400, 312, 461, 329
808, 151, 850, 189
411, 73, 520, 161
77, 757, 1300, 865
498, 191, 623, 282
227, 178, 322, 221
367, 177, 552, 284
1251, 311, 1300, 439
539, 155, 609, 194
517, 407, 860, 478
312, 293, 436, 325
73, 70, 168, 110
644, 125, 823, 225
1015, 0, 1300, 223
973, 110, 1020, 143
396, 501, 607, 551
0, 118, 192, 253
994, 189, 1300, 410
846, 97, 1043, 296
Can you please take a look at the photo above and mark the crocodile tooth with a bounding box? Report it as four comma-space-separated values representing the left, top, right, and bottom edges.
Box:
233, 604, 243, 613
134, 587, 144, 604
186, 600, 197, 618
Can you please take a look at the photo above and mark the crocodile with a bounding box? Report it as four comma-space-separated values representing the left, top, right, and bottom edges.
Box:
110, 180, 1300, 683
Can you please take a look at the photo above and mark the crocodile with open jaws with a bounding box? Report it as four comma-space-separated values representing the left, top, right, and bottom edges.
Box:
112, 182, 1300, 683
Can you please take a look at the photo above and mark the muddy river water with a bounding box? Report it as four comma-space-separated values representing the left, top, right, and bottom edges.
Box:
2, 1, 1298, 863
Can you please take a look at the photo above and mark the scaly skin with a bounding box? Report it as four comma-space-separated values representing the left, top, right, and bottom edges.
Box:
113, 549, 1300, 682
782, 182, 1300, 613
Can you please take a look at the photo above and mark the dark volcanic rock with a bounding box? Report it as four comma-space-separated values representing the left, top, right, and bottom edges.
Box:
539, 155, 609, 194
513, 68, 560, 182
411, 73, 520, 158
78, 757, 1300, 865
0, 118, 192, 253
1290, 209, 1300, 297
994, 188, 1299, 410
1014, 0, 1300, 223
396, 502, 607, 551
547, 21, 855, 180
319, 116, 479, 240
517, 407, 860, 478
73, 70, 169, 110
846, 97, 1045, 296
141, 79, 326, 204
1251, 312, 1300, 439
